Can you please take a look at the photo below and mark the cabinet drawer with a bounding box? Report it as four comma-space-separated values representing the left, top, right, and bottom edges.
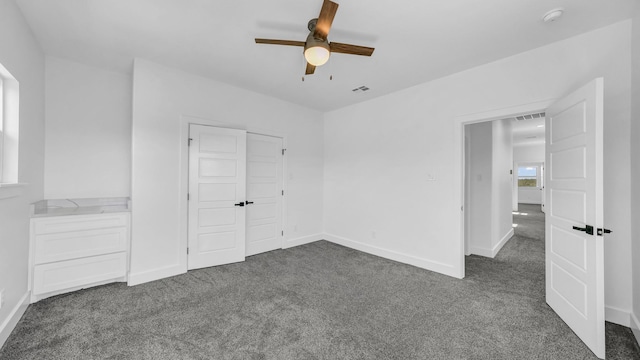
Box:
34, 227, 128, 265
33, 213, 129, 235
32, 252, 126, 296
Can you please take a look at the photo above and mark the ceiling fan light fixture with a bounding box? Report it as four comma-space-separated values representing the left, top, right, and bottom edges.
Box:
304, 45, 330, 66
304, 33, 330, 66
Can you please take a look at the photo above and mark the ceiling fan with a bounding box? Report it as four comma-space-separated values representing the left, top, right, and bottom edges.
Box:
255, 0, 375, 75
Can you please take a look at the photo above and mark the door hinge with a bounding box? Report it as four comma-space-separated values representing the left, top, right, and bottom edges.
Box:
282, 190, 284, 196
281, 230, 284, 236
597, 228, 612, 236
187, 193, 190, 201
282, 148, 287, 155
188, 138, 193, 146
187, 247, 189, 255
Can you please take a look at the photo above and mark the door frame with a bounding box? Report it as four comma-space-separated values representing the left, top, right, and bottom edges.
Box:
178, 115, 288, 273
454, 99, 552, 278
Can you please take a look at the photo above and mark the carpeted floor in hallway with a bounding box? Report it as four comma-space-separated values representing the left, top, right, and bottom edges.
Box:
1, 203, 639, 359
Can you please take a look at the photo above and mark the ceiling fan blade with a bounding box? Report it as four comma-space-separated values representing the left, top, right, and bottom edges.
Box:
314, 0, 339, 40
305, 62, 316, 75
255, 39, 305, 47
329, 42, 375, 56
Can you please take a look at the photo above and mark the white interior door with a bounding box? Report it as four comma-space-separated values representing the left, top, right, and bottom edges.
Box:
188, 125, 247, 270
246, 133, 283, 256
545, 78, 605, 358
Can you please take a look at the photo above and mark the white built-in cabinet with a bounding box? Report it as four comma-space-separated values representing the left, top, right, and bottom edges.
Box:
29, 211, 130, 303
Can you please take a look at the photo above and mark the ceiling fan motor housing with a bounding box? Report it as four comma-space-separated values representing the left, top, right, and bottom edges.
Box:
305, 32, 329, 51
307, 18, 318, 32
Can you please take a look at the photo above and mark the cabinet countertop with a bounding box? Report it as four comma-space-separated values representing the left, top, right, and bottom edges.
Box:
31, 197, 130, 218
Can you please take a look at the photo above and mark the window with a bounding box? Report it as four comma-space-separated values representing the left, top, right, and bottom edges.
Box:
0, 62, 19, 186
518, 166, 537, 187
517, 163, 544, 188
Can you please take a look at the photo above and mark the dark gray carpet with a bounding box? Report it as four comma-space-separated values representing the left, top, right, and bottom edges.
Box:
1, 204, 639, 359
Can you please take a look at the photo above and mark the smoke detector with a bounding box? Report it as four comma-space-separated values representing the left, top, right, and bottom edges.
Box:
543, 8, 564, 23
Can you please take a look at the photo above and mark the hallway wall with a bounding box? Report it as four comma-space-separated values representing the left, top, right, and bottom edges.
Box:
630, 3, 640, 342
467, 122, 492, 255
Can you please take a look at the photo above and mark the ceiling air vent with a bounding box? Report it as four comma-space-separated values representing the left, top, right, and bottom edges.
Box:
515, 112, 545, 121
352, 86, 370, 92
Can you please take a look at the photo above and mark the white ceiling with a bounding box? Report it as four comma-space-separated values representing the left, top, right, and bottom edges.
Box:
511, 117, 545, 147
14, 0, 637, 111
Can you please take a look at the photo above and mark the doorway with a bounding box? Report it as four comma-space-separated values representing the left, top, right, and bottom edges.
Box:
458, 78, 606, 358
463, 117, 516, 258
458, 100, 550, 267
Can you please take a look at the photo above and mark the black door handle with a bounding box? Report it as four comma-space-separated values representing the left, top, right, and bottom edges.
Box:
572, 225, 594, 235
245, 201, 254, 205
234, 202, 245, 207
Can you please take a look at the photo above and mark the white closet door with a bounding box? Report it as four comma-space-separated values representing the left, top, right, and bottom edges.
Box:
188, 125, 246, 270
246, 133, 283, 256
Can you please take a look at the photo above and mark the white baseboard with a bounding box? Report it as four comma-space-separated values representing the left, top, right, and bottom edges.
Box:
31, 277, 126, 304
128, 264, 184, 286
0, 291, 30, 349
128, 235, 323, 286
324, 233, 461, 278
469, 246, 493, 258
631, 312, 640, 347
492, 228, 514, 257
605, 306, 630, 327
469, 229, 514, 258
283, 233, 323, 249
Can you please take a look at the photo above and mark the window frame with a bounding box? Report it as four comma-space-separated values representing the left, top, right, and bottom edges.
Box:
0, 62, 22, 199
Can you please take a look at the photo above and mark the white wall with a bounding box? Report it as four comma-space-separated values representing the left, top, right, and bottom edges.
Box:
130, 59, 324, 285
44, 56, 131, 199
491, 119, 513, 251
513, 143, 544, 164
467, 122, 492, 255
0, 0, 45, 347
518, 187, 542, 205
631, 3, 640, 342
323, 21, 633, 319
